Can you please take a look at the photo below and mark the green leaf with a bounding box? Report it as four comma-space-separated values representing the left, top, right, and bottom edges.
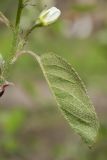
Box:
34, 52, 99, 146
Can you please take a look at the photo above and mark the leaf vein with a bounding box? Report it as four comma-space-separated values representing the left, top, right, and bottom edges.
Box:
52, 85, 94, 113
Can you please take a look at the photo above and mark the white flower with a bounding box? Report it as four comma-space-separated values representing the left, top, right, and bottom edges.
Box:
38, 7, 61, 26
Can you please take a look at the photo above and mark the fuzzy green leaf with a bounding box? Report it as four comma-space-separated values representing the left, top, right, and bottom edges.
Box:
36, 53, 99, 146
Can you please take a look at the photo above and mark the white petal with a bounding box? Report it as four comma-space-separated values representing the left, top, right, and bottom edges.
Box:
39, 7, 61, 26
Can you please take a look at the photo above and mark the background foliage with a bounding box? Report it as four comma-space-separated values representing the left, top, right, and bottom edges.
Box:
0, 0, 107, 159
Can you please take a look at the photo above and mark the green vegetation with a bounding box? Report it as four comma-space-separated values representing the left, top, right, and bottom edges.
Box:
0, 0, 107, 159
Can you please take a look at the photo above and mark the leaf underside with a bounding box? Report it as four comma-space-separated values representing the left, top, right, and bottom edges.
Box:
36, 53, 99, 147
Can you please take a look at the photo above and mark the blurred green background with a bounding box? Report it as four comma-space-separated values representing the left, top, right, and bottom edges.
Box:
0, 0, 107, 159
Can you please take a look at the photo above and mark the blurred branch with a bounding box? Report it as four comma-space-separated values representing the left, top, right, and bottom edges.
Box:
0, 11, 13, 29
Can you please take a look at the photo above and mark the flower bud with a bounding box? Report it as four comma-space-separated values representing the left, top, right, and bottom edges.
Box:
38, 7, 61, 26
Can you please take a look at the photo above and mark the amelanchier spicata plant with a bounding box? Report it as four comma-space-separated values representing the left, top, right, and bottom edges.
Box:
0, 0, 99, 147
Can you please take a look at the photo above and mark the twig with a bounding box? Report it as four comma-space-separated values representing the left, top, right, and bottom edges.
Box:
11, 50, 39, 64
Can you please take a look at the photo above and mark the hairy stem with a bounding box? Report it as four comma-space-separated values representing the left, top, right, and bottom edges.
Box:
15, 0, 23, 28
13, 0, 23, 53
24, 22, 42, 40
3, 0, 23, 79
10, 0, 23, 59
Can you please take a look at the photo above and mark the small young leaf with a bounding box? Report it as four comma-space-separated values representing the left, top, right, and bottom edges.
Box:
35, 53, 99, 146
